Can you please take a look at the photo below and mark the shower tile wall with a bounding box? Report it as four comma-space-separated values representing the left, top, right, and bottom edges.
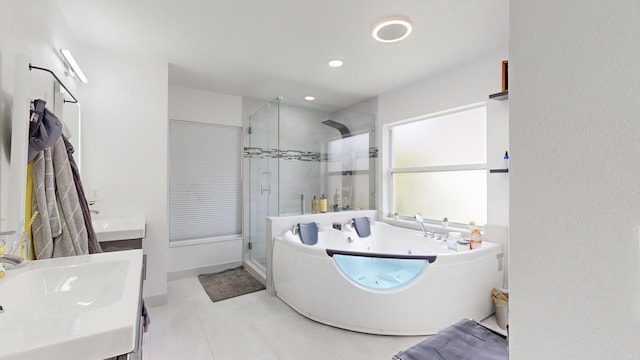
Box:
245, 103, 377, 216
278, 105, 334, 215
327, 108, 376, 210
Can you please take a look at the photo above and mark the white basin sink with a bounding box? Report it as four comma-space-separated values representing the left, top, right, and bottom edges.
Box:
92, 217, 145, 242
0, 250, 143, 360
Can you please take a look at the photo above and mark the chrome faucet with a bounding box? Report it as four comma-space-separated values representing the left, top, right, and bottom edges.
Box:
414, 214, 432, 237
0, 253, 24, 267
88, 200, 99, 214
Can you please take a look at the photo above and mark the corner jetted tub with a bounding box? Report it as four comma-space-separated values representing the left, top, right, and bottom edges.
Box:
272, 221, 504, 335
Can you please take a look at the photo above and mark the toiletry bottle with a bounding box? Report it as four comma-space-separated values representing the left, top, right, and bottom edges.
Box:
470, 228, 483, 250
300, 194, 305, 215
503, 151, 509, 169
333, 189, 340, 212
311, 195, 318, 214
319, 194, 328, 213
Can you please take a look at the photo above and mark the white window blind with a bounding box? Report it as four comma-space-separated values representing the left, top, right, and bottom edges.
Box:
169, 120, 241, 242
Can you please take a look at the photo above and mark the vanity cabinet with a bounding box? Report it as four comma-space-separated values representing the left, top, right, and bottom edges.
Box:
100, 238, 146, 281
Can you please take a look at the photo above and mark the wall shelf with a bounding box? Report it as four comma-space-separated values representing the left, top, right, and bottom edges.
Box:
489, 168, 509, 173
489, 91, 509, 101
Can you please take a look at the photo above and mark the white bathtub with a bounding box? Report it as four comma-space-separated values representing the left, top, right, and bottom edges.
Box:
272, 221, 504, 335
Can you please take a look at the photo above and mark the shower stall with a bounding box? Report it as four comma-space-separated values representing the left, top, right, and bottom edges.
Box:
243, 98, 376, 282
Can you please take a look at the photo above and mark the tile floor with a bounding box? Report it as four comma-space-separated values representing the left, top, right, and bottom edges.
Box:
142, 277, 504, 360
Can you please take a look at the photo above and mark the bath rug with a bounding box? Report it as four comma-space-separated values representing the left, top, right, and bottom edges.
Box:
198, 267, 265, 302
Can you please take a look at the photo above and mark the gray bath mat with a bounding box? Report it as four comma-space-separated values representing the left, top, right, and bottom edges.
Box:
198, 267, 265, 302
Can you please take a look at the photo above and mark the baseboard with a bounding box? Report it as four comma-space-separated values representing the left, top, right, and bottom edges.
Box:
167, 261, 243, 281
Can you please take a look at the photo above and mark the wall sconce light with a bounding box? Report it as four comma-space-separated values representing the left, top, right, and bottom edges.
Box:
60, 49, 88, 83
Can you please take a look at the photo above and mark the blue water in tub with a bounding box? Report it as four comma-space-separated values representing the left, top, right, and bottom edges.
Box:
333, 254, 428, 289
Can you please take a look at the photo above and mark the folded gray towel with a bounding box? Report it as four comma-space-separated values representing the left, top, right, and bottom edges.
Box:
393, 319, 508, 360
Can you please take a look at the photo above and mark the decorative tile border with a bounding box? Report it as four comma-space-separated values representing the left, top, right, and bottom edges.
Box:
244, 146, 379, 161
243, 147, 323, 161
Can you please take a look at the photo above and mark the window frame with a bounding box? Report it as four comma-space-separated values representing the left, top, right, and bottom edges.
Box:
385, 103, 488, 227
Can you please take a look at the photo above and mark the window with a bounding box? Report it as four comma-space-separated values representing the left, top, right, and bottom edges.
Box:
326, 132, 372, 210
389, 105, 487, 225
169, 120, 241, 243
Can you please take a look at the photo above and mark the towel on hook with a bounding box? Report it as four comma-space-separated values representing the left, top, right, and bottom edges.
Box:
28, 99, 62, 162
32, 137, 88, 258
62, 136, 102, 254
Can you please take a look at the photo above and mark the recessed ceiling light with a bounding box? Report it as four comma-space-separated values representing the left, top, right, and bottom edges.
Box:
372, 16, 413, 43
328, 59, 343, 68
304, 96, 315, 101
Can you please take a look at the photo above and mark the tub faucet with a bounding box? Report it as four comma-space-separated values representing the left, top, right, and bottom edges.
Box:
414, 214, 430, 237
0, 253, 24, 267
434, 233, 447, 241
88, 200, 99, 214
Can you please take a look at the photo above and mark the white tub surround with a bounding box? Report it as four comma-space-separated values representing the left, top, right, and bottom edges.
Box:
273, 222, 503, 335
265, 210, 377, 294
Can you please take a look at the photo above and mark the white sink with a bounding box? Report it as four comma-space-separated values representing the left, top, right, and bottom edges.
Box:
0, 250, 143, 360
92, 217, 145, 242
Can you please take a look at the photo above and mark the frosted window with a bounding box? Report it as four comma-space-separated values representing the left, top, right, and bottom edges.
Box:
392, 106, 486, 168
393, 171, 487, 225
327, 133, 370, 172
169, 120, 241, 242
390, 105, 487, 223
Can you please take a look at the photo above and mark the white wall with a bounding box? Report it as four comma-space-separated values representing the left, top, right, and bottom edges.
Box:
0, 0, 80, 231
167, 85, 243, 278
169, 85, 242, 127
78, 46, 169, 304
510, 1, 640, 359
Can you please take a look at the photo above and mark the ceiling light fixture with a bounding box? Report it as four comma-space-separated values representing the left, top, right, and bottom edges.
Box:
60, 49, 88, 83
328, 59, 344, 68
372, 16, 413, 43
304, 96, 315, 101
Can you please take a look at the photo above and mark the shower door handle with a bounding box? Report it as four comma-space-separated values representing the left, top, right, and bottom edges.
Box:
261, 171, 271, 195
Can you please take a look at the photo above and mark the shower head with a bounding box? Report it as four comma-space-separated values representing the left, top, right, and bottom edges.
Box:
322, 119, 351, 138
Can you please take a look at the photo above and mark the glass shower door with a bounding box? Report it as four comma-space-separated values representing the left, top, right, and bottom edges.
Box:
246, 100, 279, 272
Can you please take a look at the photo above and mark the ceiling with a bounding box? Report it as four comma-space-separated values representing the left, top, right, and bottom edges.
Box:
54, 0, 509, 110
